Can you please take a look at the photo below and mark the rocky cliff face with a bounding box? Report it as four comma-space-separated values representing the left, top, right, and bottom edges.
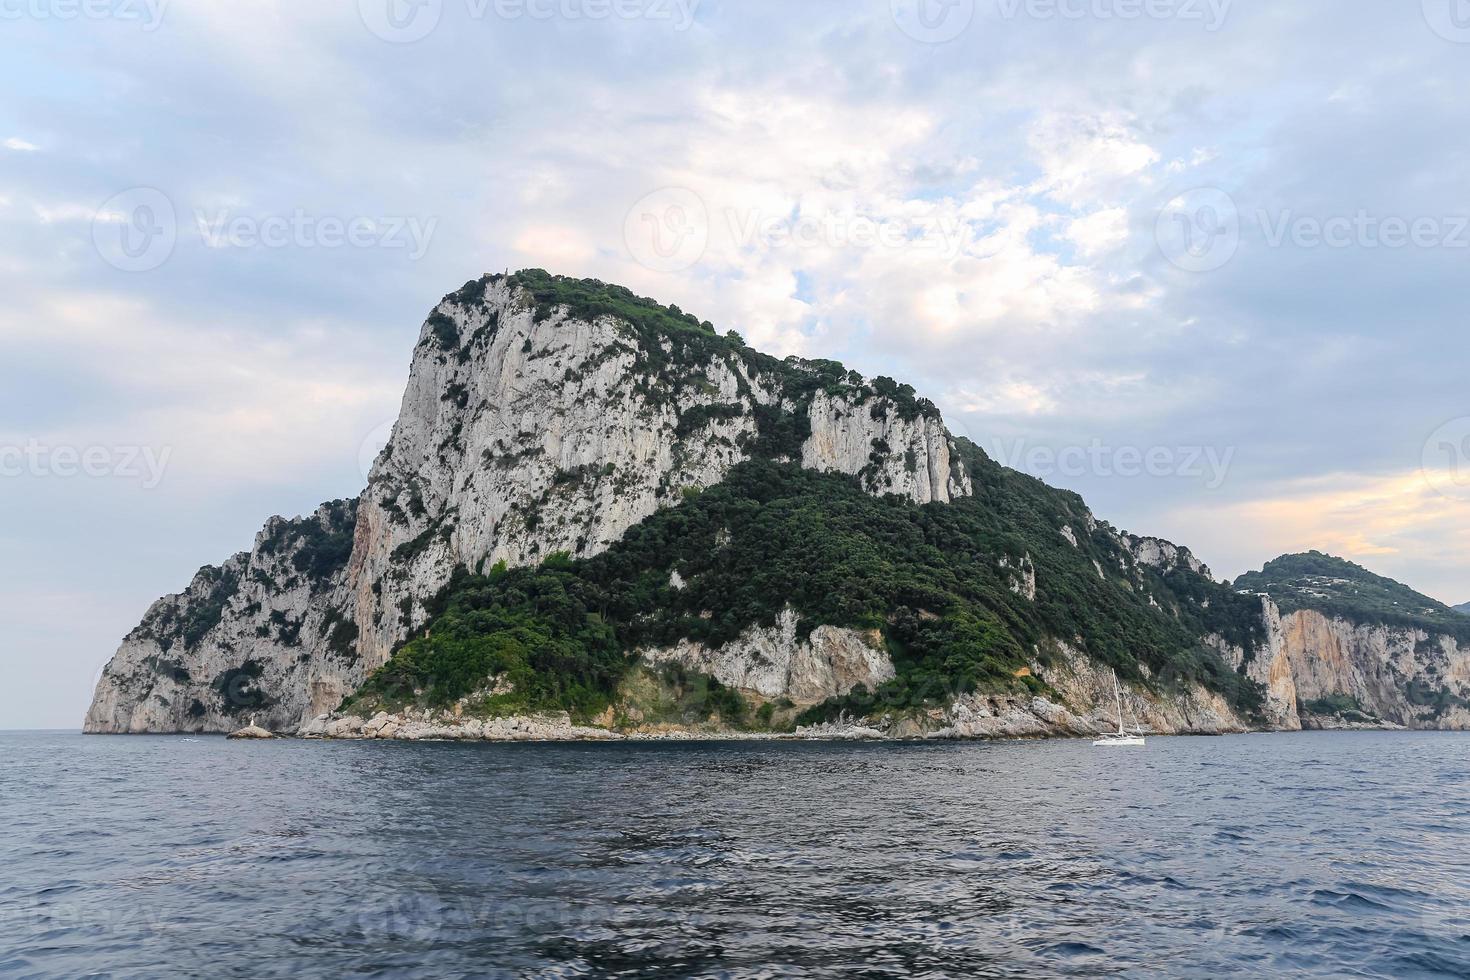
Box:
84, 501, 362, 734
1197, 598, 1470, 732
1206, 598, 1301, 731
346, 278, 967, 676
927, 641, 1255, 740
639, 607, 896, 706
1121, 533, 1213, 580
85, 274, 970, 734
1277, 609, 1469, 730
86, 272, 1465, 739
1231, 552, 1470, 731
299, 639, 1257, 743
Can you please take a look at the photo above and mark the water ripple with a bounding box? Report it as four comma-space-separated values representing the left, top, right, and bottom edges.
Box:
1, 731, 1468, 978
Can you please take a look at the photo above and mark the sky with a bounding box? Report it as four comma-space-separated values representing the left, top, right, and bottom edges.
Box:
2, 0, 1469, 728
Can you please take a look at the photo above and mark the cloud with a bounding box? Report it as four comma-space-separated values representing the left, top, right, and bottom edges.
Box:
3, 0, 1469, 726
1165, 471, 1470, 603
1066, 207, 1129, 258
511, 224, 598, 267
953, 380, 1058, 417
0, 289, 405, 491
34, 201, 102, 224
1026, 112, 1160, 209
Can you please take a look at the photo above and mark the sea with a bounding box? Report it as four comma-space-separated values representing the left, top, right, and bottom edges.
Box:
1, 730, 1467, 978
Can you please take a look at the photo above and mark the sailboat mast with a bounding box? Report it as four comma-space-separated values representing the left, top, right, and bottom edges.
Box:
1113, 671, 1124, 735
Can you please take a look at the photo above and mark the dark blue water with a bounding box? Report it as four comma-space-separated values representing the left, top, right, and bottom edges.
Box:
1, 731, 1467, 978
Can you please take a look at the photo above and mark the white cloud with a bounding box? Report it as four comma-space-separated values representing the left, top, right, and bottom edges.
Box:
33, 202, 100, 224
4, 137, 39, 152
1166, 471, 1470, 603
1026, 112, 1160, 208
0, 291, 404, 490
1066, 207, 1129, 258
953, 381, 1058, 417
511, 224, 597, 267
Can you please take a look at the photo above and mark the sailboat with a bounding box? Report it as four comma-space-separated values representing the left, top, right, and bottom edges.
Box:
1093, 669, 1146, 747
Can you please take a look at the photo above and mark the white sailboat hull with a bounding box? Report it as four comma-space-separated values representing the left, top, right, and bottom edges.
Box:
1092, 735, 1146, 747
1094, 670, 1146, 747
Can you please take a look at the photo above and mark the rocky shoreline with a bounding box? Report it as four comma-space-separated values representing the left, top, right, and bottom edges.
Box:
96, 643, 1437, 742
286, 686, 1247, 743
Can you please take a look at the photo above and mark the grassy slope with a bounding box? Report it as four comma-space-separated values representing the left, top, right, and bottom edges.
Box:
347, 456, 1265, 726
1234, 552, 1470, 640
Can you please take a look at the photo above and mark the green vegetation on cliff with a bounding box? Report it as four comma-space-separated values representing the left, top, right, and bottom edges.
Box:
1301, 693, 1377, 724
258, 499, 359, 586
1235, 552, 1470, 639
348, 445, 1266, 725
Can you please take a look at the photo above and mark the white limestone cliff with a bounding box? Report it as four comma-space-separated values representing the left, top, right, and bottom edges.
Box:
1206, 597, 1301, 731
85, 275, 970, 734
1277, 609, 1469, 730
638, 607, 895, 705
1122, 533, 1214, 580
83, 501, 362, 734
84, 272, 1467, 739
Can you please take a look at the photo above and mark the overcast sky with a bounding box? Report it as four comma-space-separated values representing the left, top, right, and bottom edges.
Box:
3, 0, 1469, 728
